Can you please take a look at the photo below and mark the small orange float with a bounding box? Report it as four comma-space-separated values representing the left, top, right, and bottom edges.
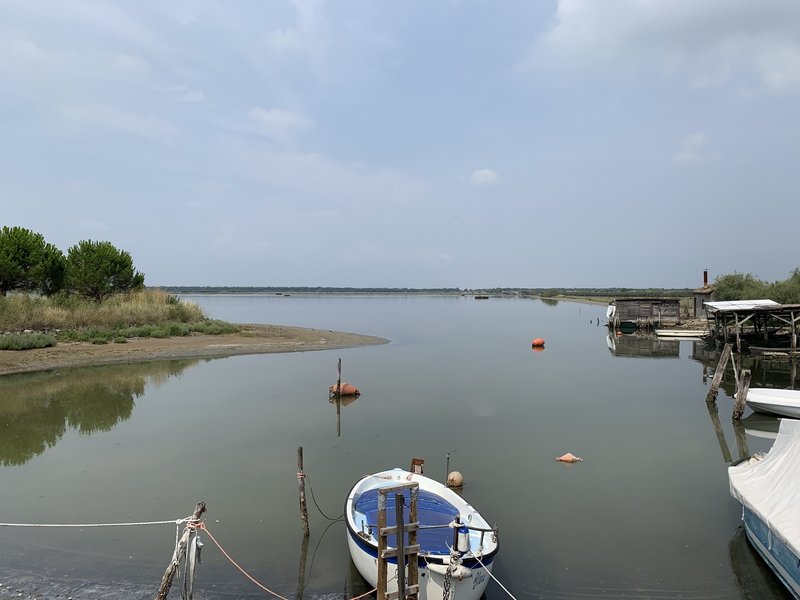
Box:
531, 338, 545, 347
329, 382, 360, 397
555, 452, 582, 463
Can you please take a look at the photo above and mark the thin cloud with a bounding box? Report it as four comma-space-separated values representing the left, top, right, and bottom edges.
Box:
470, 169, 498, 184
59, 105, 177, 143
530, 0, 800, 92
248, 107, 314, 142
673, 132, 720, 163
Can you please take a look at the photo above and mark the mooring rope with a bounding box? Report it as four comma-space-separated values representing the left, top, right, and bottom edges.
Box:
192, 521, 381, 600
472, 555, 518, 600
302, 472, 345, 521
0, 517, 190, 528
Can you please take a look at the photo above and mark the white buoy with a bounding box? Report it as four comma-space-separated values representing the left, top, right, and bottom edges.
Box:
447, 471, 464, 488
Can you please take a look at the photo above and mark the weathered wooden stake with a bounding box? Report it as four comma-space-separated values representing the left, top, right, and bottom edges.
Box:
377, 492, 388, 599
706, 343, 732, 402
336, 358, 342, 397
155, 501, 206, 600
295, 532, 310, 600
297, 446, 310, 536
395, 493, 406, 600
733, 369, 751, 421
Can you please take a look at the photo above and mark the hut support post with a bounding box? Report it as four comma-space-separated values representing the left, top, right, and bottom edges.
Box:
707, 343, 733, 402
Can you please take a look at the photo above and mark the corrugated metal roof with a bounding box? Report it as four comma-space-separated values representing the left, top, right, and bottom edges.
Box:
704, 299, 780, 312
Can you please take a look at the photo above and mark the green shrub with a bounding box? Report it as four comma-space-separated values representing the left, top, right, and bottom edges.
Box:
0, 333, 57, 350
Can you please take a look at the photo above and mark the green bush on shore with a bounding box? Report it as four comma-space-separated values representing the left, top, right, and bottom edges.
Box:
0, 332, 57, 350
0, 288, 239, 349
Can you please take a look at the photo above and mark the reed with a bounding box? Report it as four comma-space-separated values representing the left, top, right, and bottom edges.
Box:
0, 288, 236, 346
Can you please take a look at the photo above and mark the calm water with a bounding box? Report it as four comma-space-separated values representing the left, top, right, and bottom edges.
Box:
0, 295, 794, 599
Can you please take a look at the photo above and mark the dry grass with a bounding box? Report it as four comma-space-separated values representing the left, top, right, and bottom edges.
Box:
0, 289, 205, 332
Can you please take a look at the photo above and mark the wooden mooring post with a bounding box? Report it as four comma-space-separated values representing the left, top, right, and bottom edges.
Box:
297, 446, 310, 536
376, 482, 420, 600
706, 343, 733, 402
733, 369, 751, 421
155, 501, 206, 600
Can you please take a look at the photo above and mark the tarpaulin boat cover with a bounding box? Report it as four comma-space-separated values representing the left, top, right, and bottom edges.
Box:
729, 418, 800, 557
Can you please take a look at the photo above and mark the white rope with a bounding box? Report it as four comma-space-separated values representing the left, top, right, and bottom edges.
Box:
0, 517, 191, 528
472, 555, 518, 600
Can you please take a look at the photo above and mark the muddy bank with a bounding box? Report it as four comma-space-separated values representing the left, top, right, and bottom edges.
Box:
0, 324, 389, 377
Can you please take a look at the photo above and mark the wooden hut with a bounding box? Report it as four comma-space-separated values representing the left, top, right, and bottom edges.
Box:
607, 298, 681, 330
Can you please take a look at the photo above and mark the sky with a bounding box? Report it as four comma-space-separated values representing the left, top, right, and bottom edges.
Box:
2, 1, 799, 289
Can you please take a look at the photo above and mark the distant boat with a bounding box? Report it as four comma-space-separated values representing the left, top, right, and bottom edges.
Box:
729, 419, 800, 598
474, 295, 489, 300
346, 468, 499, 600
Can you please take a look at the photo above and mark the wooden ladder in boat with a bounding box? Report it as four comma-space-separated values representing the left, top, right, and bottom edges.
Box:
377, 482, 420, 600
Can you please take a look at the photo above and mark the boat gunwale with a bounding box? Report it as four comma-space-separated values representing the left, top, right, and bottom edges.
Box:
344, 468, 499, 564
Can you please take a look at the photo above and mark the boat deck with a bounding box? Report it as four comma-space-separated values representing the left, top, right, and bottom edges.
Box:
353, 488, 459, 555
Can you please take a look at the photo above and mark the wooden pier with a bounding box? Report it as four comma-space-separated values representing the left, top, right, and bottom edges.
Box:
704, 300, 800, 355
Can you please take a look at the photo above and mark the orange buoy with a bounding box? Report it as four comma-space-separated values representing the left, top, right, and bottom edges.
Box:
531, 338, 545, 347
555, 452, 582, 463
329, 382, 360, 396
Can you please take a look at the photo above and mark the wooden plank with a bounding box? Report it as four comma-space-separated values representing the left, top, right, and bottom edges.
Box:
380, 524, 419, 536
380, 545, 421, 559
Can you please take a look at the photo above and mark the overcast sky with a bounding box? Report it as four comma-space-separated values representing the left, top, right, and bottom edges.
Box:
2, 1, 799, 288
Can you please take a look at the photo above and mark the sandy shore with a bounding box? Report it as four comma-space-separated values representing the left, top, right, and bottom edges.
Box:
0, 324, 389, 377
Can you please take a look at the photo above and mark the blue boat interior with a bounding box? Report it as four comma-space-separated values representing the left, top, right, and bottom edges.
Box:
353, 487, 459, 555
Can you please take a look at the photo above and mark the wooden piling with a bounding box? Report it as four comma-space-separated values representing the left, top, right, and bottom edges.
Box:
297, 446, 310, 536
395, 493, 406, 600
706, 343, 732, 402
733, 369, 751, 421
155, 501, 206, 600
375, 482, 420, 600
377, 492, 388, 599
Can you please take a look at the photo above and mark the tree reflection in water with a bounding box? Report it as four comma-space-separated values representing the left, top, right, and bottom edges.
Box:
0, 359, 197, 466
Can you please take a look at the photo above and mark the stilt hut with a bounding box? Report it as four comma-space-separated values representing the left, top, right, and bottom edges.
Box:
607, 298, 681, 330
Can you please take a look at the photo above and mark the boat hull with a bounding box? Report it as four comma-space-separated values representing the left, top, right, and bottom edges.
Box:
742, 507, 800, 599
744, 388, 800, 419
345, 468, 498, 600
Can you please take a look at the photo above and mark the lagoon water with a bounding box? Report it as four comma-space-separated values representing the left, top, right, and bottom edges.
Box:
0, 294, 794, 598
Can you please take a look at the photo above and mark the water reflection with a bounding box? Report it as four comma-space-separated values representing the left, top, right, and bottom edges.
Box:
0, 360, 198, 466
691, 342, 800, 398
606, 332, 680, 358
329, 393, 359, 437
741, 413, 781, 440
729, 526, 793, 598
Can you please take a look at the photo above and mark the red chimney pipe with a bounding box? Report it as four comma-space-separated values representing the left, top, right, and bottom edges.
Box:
703, 269, 708, 287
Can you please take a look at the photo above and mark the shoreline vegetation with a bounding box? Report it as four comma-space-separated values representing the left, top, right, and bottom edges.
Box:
0, 286, 692, 376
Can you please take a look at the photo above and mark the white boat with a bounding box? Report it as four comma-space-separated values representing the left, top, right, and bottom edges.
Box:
654, 329, 707, 338
345, 468, 499, 600
729, 419, 800, 598
743, 388, 800, 419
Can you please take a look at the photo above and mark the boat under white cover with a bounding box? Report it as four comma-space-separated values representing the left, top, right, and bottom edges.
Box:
346, 468, 498, 600
729, 419, 800, 598
744, 388, 800, 419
